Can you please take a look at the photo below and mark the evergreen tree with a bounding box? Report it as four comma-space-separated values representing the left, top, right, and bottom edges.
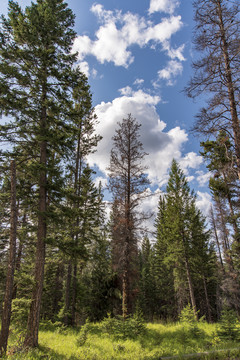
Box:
0, 0, 86, 347
154, 160, 215, 320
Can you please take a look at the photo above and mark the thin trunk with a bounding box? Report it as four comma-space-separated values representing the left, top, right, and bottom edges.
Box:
217, 0, 240, 182
182, 231, 198, 320
64, 262, 72, 326
12, 213, 26, 299
210, 206, 224, 271
12, 241, 23, 300
0, 160, 17, 355
71, 129, 82, 325
122, 269, 128, 319
184, 257, 198, 320
203, 276, 212, 323
24, 82, 47, 348
71, 263, 77, 326
52, 263, 64, 319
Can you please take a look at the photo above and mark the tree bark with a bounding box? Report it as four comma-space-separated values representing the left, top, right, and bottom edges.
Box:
217, 0, 240, 182
203, 276, 212, 323
71, 263, 77, 326
24, 86, 47, 347
64, 262, 72, 326
0, 160, 17, 355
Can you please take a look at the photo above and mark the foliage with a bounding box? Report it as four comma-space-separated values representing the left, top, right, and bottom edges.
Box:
217, 308, 240, 341
4, 321, 240, 359
100, 313, 146, 339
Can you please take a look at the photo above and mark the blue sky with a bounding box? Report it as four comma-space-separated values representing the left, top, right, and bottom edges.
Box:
1, 0, 212, 223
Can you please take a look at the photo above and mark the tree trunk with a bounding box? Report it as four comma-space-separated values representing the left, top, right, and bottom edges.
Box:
24, 139, 47, 347
64, 262, 72, 326
217, 0, 240, 182
0, 160, 17, 355
184, 257, 198, 320
24, 89, 47, 347
203, 276, 212, 323
122, 269, 128, 319
210, 206, 224, 272
71, 263, 77, 326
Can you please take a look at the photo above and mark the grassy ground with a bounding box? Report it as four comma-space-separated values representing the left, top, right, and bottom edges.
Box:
4, 321, 240, 360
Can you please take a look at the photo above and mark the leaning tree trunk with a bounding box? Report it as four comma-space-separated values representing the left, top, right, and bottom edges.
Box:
0, 160, 17, 355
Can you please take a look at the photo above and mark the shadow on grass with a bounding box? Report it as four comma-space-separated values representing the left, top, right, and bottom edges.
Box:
139, 326, 212, 353
7, 344, 81, 360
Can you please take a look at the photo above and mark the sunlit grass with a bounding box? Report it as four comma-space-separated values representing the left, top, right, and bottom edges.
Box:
5, 321, 240, 359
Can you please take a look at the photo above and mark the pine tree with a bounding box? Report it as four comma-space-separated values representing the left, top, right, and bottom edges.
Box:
0, 0, 86, 347
108, 114, 149, 317
0, 161, 17, 355
185, 0, 240, 181
154, 160, 215, 320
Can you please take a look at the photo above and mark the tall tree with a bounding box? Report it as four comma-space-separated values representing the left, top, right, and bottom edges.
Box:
185, 0, 240, 180
0, 161, 17, 355
155, 160, 214, 319
108, 114, 149, 317
0, 0, 84, 347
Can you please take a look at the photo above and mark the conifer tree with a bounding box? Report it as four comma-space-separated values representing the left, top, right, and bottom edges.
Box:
0, 0, 86, 347
155, 160, 214, 320
108, 114, 149, 317
185, 0, 240, 181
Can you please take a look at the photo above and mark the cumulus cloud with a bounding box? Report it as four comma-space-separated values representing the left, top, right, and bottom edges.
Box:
134, 78, 144, 86
196, 192, 212, 216
179, 152, 203, 173
77, 61, 90, 77
72, 4, 183, 68
87, 88, 202, 187
196, 171, 212, 187
157, 59, 183, 86
149, 0, 180, 14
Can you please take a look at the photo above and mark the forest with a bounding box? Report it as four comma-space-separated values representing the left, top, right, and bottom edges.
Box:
0, 0, 240, 359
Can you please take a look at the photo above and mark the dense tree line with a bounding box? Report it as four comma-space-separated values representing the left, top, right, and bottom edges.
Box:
0, 0, 240, 356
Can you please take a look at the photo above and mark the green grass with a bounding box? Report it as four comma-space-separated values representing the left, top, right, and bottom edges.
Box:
4, 321, 240, 360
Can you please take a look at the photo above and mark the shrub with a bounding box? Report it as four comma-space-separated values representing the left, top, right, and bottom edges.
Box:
217, 308, 240, 341
100, 313, 146, 339
76, 319, 91, 347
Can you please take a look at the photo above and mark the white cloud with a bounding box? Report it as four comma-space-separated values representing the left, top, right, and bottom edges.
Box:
149, 0, 180, 14
196, 192, 212, 216
157, 60, 183, 86
134, 78, 144, 86
196, 171, 212, 187
87, 88, 202, 187
179, 152, 203, 172
162, 41, 185, 61
72, 5, 183, 68
77, 61, 90, 77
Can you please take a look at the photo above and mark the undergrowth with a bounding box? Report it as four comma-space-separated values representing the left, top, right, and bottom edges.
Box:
4, 309, 240, 360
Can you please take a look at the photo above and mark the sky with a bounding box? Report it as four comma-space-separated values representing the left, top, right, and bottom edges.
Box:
1, 0, 213, 230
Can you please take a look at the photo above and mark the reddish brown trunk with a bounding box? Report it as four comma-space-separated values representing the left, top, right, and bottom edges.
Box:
0, 160, 17, 355
217, 0, 240, 182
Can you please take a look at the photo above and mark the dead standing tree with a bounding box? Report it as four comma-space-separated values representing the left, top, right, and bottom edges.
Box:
185, 0, 240, 181
108, 114, 150, 318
